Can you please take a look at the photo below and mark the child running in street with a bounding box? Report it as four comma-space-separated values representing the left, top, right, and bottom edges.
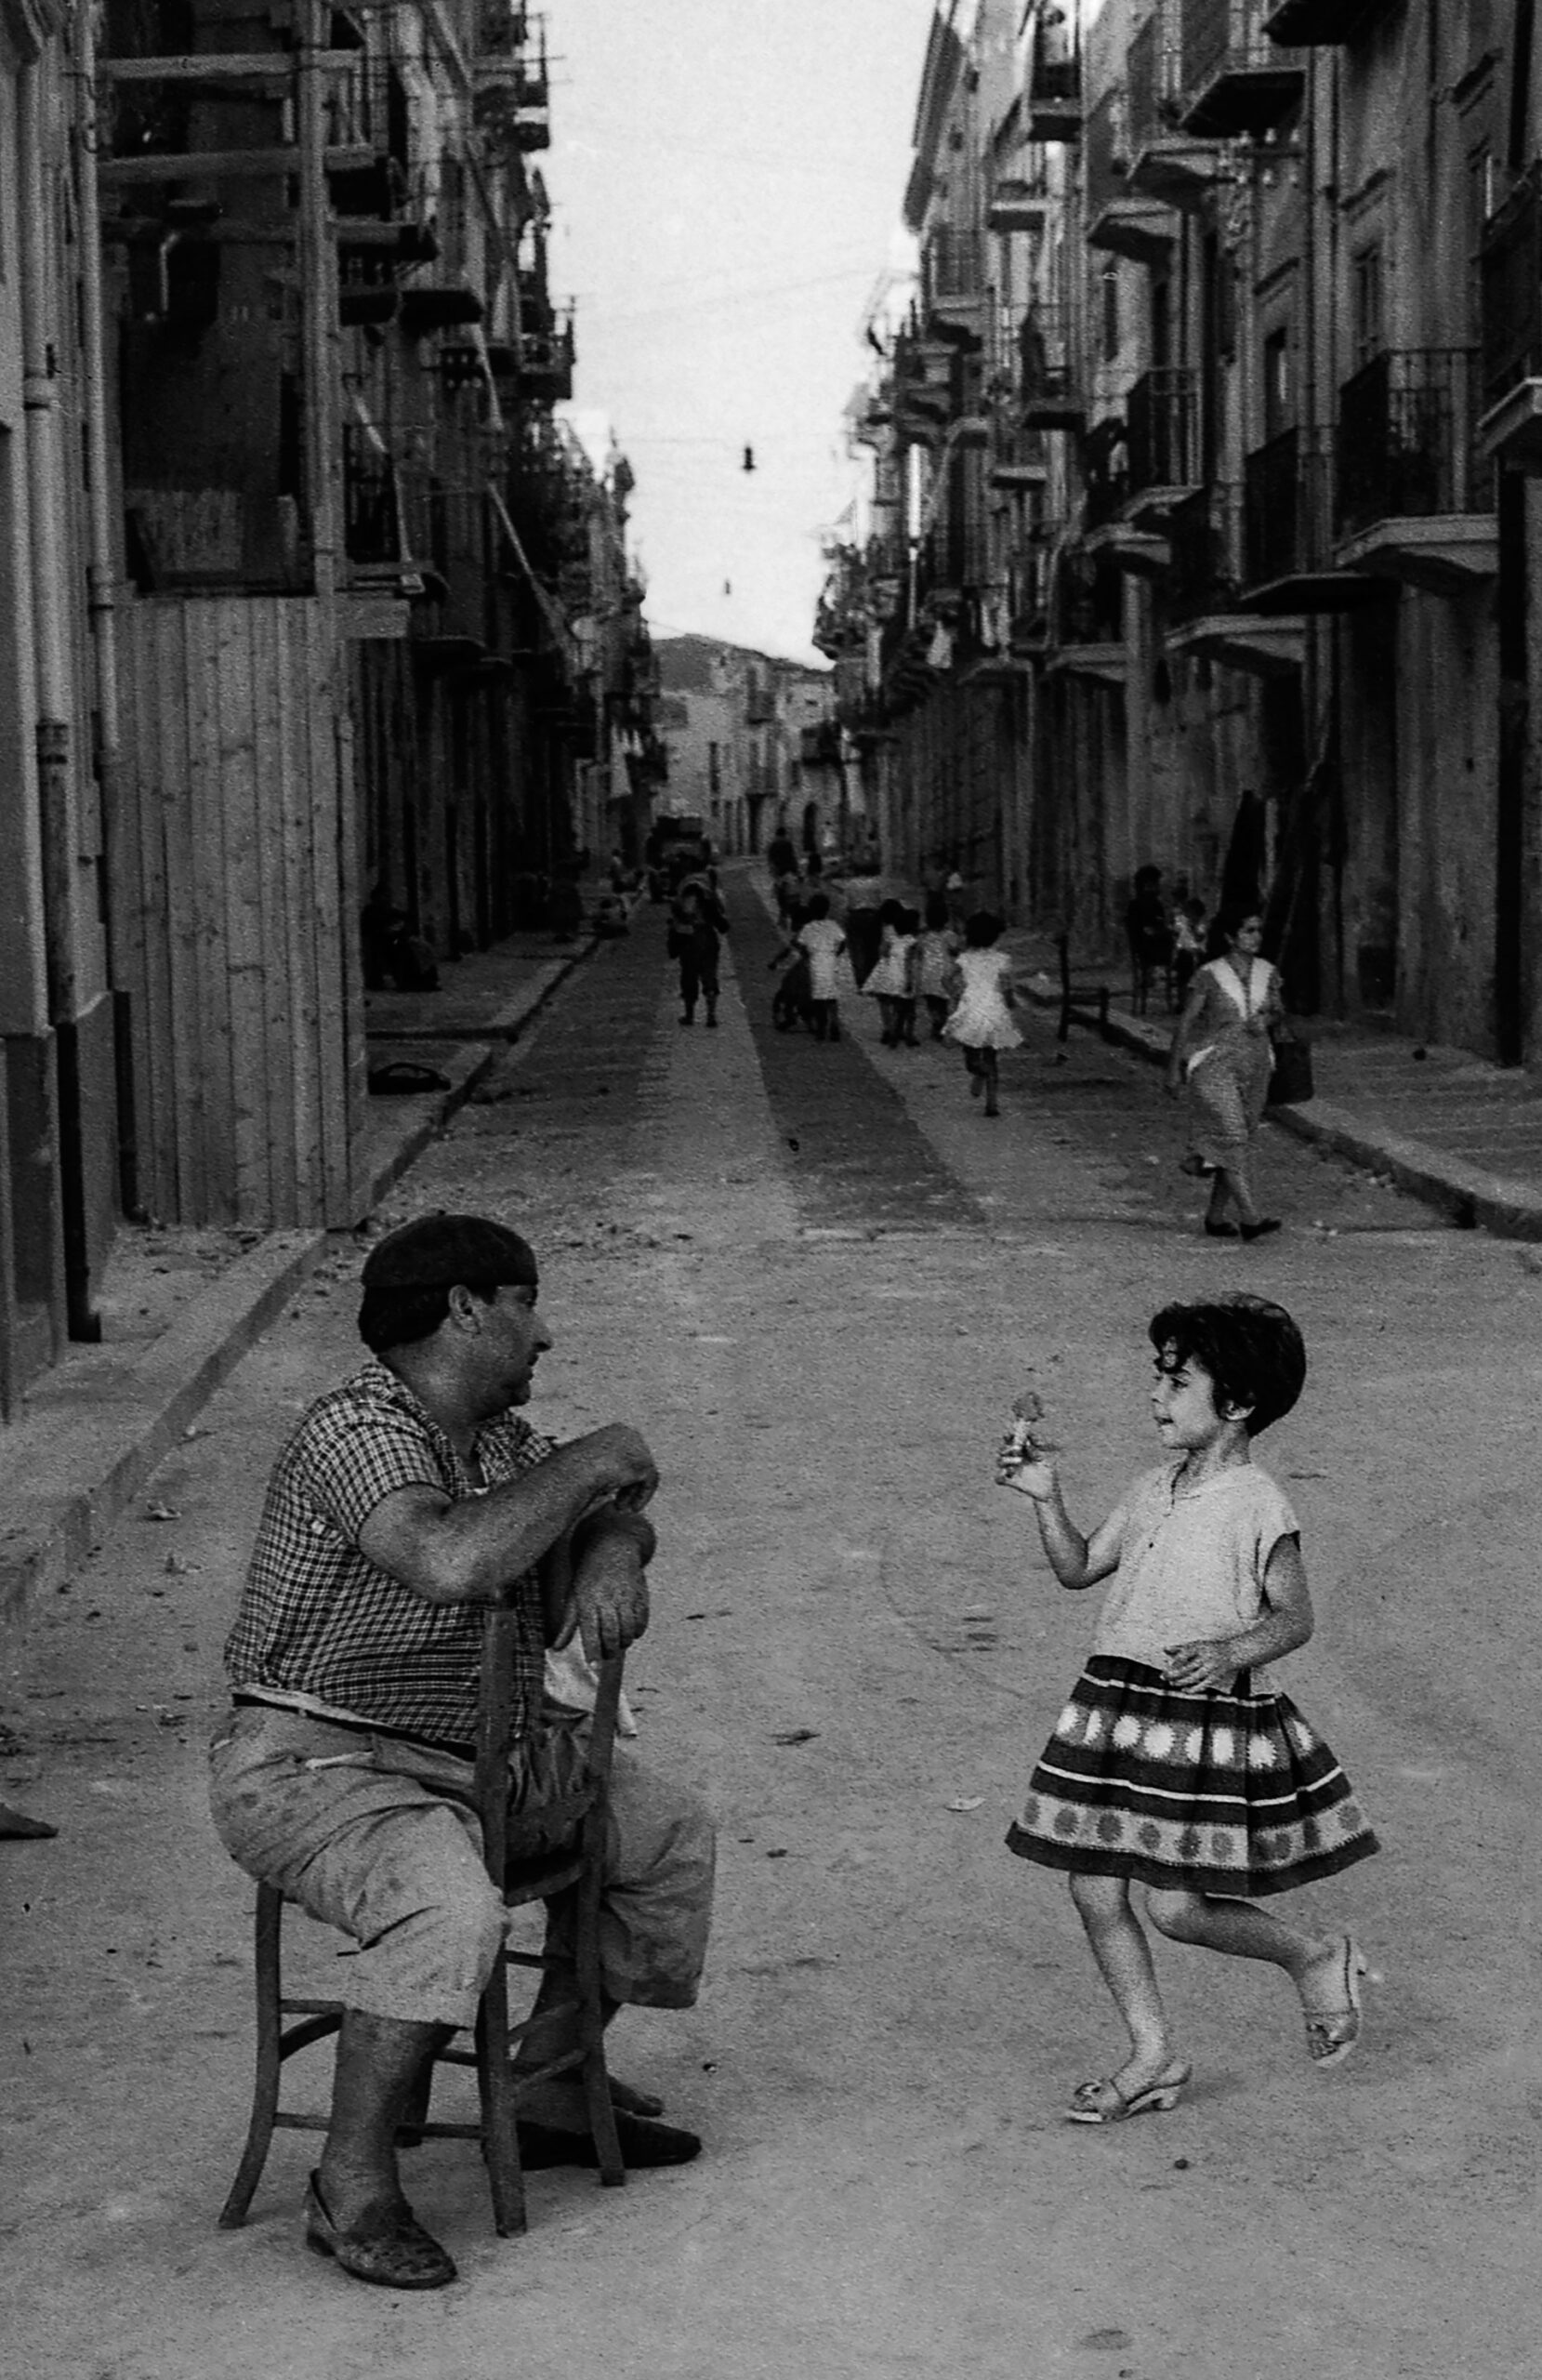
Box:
864, 900, 920, 1047
998, 1296, 1378, 2124
915, 896, 962, 1039
942, 911, 1021, 1117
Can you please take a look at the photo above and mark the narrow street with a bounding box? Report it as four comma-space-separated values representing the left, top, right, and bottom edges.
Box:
5, 875, 1541, 2380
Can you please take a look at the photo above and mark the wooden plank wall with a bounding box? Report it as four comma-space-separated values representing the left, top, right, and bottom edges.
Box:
113, 596, 362, 1227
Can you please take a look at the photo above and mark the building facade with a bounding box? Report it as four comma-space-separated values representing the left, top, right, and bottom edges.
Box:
823, 0, 1542, 1065
0, 0, 655, 1415
654, 637, 847, 860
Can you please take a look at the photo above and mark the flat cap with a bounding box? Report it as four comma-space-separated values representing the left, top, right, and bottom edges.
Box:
361, 1213, 538, 1291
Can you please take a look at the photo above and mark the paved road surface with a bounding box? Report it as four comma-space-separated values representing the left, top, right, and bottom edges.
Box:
4, 873, 1539, 2379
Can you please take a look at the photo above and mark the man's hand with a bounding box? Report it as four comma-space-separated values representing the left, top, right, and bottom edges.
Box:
554, 1526, 651, 1662
577, 1424, 659, 1513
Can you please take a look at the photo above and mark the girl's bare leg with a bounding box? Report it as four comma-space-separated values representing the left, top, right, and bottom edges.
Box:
1068, 1873, 1178, 2088
1147, 1889, 1338, 1986
982, 1049, 1000, 1116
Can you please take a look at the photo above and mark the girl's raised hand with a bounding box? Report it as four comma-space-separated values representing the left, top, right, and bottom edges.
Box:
997, 1452, 1059, 1501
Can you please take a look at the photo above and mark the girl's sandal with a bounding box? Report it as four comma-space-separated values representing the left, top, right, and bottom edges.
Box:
1300, 1936, 1371, 2069
1063, 2060, 1192, 2125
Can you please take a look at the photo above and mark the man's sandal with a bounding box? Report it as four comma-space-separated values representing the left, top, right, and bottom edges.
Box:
1300, 1936, 1371, 2069
304, 2172, 456, 2289
1063, 2061, 1192, 2125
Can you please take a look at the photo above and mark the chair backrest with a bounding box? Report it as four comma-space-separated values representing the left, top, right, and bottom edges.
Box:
474, 1553, 625, 1885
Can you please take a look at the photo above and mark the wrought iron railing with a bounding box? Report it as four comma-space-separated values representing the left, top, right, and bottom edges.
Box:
324, 58, 412, 168
1481, 169, 1541, 414
924, 229, 987, 306
1243, 425, 1334, 588
1058, 547, 1126, 644
1336, 349, 1494, 536
1166, 483, 1244, 624
1127, 367, 1201, 497
1031, 15, 1081, 108
1018, 303, 1079, 415
1180, 0, 1274, 98
919, 514, 987, 598
342, 424, 402, 567
1127, 7, 1183, 152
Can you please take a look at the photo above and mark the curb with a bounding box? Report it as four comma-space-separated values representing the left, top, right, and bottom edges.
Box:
1031, 987, 1542, 1242
0, 1230, 325, 1624
0, 939, 599, 1630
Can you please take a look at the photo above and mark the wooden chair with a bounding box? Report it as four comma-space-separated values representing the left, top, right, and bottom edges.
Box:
217, 1613, 626, 2240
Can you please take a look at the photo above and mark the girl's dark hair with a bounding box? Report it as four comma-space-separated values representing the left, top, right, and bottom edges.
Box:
1148, 1295, 1306, 1436
878, 897, 905, 928
360, 1281, 495, 1354
924, 894, 949, 931
900, 906, 921, 935
1215, 903, 1263, 948
805, 890, 830, 919
963, 909, 1005, 949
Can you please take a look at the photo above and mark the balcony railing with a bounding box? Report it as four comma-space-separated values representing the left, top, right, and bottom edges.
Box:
1018, 303, 1083, 426
1166, 483, 1244, 625
1337, 350, 1493, 537
1127, 9, 1183, 153
1127, 367, 1201, 499
924, 229, 986, 308
1058, 548, 1125, 645
1177, 0, 1304, 139
1029, 14, 1082, 139
1243, 425, 1334, 589
918, 516, 987, 601
1481, 171, 1541, 416
342, 425, 402, 569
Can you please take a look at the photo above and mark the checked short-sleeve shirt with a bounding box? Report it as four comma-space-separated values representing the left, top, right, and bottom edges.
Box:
223, 1361, 552, 1748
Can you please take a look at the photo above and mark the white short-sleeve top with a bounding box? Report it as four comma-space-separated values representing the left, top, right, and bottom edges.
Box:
1090, 1461, 1298, 1682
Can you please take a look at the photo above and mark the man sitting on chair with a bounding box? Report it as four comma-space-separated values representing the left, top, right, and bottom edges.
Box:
209, 1213, 715, 2290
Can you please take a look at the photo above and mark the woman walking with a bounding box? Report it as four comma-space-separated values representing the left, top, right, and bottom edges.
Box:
1166, 908, 1284, 1240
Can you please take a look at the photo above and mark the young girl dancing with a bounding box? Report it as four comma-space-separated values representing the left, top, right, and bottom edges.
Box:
999, 1295, 1378, 2123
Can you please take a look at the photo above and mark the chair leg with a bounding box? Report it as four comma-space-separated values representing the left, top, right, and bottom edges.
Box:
475, 1958, 528, 2238
218, 1884, 284, 2229
573, 1846, 625, 2189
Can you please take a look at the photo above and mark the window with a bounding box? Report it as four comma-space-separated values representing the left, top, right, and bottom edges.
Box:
1351, 244, 1384, 374
1262, 326, 1292, 440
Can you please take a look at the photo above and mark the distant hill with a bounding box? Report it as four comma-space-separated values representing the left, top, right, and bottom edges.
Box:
654, 632, 830, 694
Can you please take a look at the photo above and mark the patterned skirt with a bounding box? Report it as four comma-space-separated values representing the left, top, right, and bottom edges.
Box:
1006, 1657, 1379, 1897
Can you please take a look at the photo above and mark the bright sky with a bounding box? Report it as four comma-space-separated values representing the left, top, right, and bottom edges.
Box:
542, 0, 942, 665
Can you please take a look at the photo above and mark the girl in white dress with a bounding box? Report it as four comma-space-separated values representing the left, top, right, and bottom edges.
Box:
942, 911, 1021, 1117
863, 900, 920, 1047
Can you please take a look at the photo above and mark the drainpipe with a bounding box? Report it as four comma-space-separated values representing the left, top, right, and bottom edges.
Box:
20, 52, 99, 1342
73, 0, 138, 1221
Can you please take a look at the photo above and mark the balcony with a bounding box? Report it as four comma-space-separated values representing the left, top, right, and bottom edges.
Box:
520, 314, 575, 403
1126, 9, 1221, 212
1047, 547, 1127, 681
1177, 0, 1305, 139
1027, 16, 1082, 143
1263, 0, 1389, 42
342, 424, 404, 571
1163, 483, 1305, 675
990, 423, 1050, 491
922, 230, 987, 345
1018, 304, 1085, 430
1242, 427, 1385, 613
1336, 350, 1496, 593
1127, 367, 1201, 516
917, 516, 987, 606
987, 166, 1051, 234
1086, 88, 1176, 266
1479, 171, 1542, 471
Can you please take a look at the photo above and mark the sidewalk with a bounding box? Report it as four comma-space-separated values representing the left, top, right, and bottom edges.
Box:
0, 926, 596, 1643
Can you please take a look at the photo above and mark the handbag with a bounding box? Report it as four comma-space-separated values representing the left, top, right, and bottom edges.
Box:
1267, 1034, 1314, 1106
